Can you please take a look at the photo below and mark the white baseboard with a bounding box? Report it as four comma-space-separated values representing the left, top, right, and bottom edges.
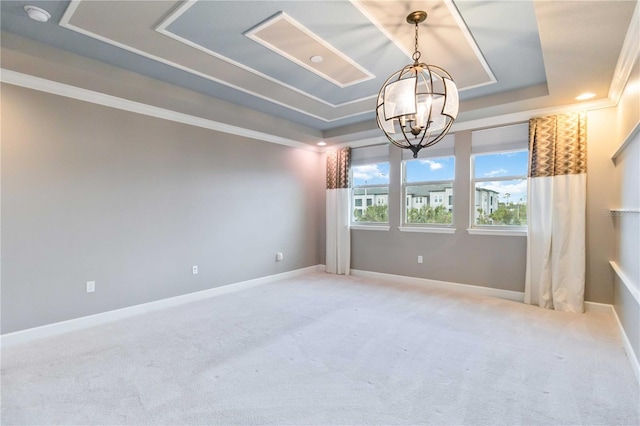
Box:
350, 269, 526, 302
612, 304, 640, 386
351, 270, 621, 314
583, 301, 614, 314
0, 265, 323, 348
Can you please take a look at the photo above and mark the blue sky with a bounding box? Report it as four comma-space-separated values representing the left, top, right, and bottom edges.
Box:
474, 151, 528, 178
474, 151, 528, 203
352, 162, 390, 186
406, 156, 455, 182
351, 150, 529, 202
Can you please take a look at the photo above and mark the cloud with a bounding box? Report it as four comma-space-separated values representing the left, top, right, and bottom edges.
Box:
352, 164, 387, 181
484, 168, 508, 177
478, 180, 528, 201
419, 159, 444, 171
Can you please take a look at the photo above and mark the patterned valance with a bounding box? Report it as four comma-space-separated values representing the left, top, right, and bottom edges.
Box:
529, 112, 587, 178
326, 148, 351, 189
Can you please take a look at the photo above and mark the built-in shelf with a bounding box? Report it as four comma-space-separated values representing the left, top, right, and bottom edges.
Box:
611, 121, 640, 160
610, 261, 640, 305
609, 208, 640, 214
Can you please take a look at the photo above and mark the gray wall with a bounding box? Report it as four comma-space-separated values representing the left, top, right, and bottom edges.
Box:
585, 107, 620, 303
1, 84, 325, 334
351, 130, 528, 292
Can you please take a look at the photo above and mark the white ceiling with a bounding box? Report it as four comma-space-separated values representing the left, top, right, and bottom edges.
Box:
1, 0, 638, 147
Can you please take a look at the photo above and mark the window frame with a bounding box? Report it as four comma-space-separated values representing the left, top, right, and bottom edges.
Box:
350, 161, 390, 227
469, 148, 528, 234
401, 155, 456, 230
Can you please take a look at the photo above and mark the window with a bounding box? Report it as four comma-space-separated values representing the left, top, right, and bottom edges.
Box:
351, 161, 389, 223
351, 162, 389, 223
351, 145, 389, 225
470, 123, 529, 230
472, 151, 528, 226
403, 155, 455, 225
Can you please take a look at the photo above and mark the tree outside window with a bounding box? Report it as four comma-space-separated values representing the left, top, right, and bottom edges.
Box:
351, 162, 389, 223
472, 150, 528, 226
403, 156, 455, 225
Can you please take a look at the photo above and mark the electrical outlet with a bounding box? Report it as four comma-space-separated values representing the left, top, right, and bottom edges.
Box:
86, 281, 96, 293
192, 265, 198, 275
276, 252, 283, 261
418, 256, 423, 264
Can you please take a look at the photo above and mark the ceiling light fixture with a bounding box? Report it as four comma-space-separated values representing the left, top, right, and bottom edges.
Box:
310, 55, 323, 63
575, 92, 596, 101
317, 141, 327, 146
24, 5, 51, 23
376, 11, 459, 158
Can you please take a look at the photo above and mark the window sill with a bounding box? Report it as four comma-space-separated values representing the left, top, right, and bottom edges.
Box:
467, 228, 527, 237
350, 224, 390, 231
398, 226, 456, 234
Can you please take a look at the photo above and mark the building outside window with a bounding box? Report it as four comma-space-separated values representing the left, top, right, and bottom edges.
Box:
472, 151, 528, 226
470, 123, 529, 229
351, 145, 389, 224
403, 155, 455, 225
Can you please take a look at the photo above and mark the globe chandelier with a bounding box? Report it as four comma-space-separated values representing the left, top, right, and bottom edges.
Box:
376, 11, 459, 158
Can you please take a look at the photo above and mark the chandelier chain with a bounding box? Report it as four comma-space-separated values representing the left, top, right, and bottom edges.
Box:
412, 21, 421, 63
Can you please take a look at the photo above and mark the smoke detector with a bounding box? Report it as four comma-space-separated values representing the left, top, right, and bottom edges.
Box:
24, 5, 51, 23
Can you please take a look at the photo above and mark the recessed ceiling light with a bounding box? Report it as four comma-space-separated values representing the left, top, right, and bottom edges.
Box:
575, 92, 596, 101
24, 5, 51, 23
317, 141, 327, 146
310, 55, 323, 63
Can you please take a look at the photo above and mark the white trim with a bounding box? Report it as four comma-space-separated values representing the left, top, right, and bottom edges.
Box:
244, 12, 374, 88
467, 228, 527, 237
60, 0, 374, 122
340, 98, 619, 150
398, 226, 456, 234
350, 0, 496, 92
610, 261, 640, 306
0, 265, 321, 348
441, 0, 497, 91
608, 0, 640, 104
582, 300, 639, 386
450, 98, 616, 134
611, 121, 640, 160
612, 303, 640, 386
583, 301, 615, 314
350, 269, 525, 302
350, 224, 390, 231
0, 69, 320, 153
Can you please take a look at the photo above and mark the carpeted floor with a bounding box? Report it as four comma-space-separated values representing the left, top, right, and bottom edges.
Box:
1, 272, 639, 425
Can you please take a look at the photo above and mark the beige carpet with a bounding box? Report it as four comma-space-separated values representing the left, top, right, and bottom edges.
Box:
2, 272, 638, 425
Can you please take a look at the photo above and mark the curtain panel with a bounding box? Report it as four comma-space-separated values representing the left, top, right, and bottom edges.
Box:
525, 112, 587, 312
326, 148, 351, 275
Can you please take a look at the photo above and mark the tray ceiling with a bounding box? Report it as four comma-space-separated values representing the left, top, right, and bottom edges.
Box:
0, 0, 636, 141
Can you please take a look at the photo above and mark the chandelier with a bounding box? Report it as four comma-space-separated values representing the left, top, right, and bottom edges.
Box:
376, 11, 459, 158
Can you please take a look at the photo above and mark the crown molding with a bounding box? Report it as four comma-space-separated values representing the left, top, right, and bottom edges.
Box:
609, 1, 640, 104
0, 69, 322, 153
